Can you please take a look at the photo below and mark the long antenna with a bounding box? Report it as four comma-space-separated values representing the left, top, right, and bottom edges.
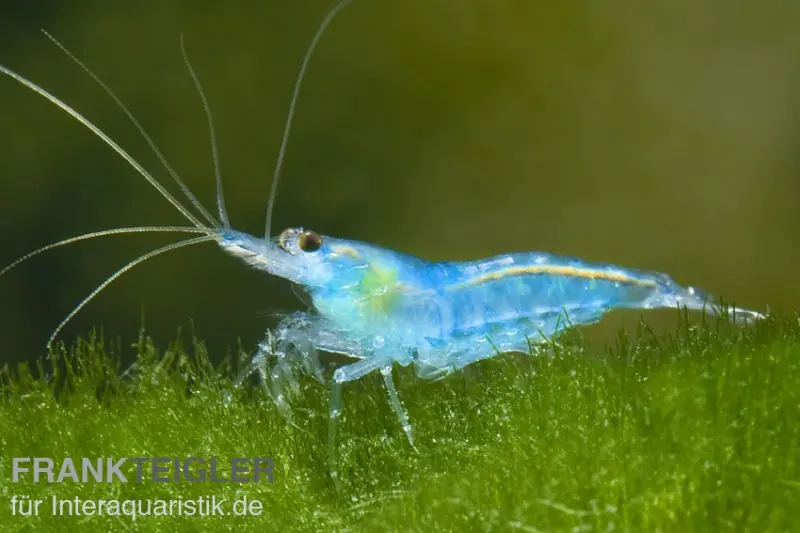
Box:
264, 0, 354, 239
180, 34, 231, 228
41, 31, 220, 229
0, 63, 206, 229
47, 235, 216, 348
0, 226, 210, 279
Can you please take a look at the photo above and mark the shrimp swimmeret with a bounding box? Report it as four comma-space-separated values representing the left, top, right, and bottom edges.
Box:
0, 0, 764, 474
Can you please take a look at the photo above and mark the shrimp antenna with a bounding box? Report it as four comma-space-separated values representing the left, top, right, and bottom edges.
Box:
41, 30, 220, 229
0, 62, 206, 229
0, 226, 210, 279
265, 0, 354, 239
47, 234, 216, 349
180, 34, 230, 228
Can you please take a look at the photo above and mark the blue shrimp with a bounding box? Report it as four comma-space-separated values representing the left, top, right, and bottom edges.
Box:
0, 0, 764, 477
223, 227, 764, 457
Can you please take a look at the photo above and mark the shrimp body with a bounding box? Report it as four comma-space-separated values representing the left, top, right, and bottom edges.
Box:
223, 227, 763, 454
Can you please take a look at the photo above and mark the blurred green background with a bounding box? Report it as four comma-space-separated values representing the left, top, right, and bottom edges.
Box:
1, 0, 799, 364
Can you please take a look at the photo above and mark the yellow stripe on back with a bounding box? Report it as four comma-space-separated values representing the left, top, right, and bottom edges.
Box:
445, 265, 658, 292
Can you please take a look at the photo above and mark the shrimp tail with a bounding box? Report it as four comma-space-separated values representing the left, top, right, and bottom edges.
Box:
677, 285, 765, 324
638, 275, 765, 324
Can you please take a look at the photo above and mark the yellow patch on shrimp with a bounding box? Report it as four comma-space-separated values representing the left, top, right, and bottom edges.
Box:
358, 262, 402, 314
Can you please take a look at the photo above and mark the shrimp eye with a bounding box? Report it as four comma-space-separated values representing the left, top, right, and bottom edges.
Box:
297, 230, 323, 253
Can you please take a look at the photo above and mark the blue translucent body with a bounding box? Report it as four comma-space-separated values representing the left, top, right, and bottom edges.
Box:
223, 227, 763, 454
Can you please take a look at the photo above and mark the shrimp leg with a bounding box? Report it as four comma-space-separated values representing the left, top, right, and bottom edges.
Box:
233, 313, 348, 412
232, 314, 415, 468
380, 366, 414, 448
328, 357, 415, 480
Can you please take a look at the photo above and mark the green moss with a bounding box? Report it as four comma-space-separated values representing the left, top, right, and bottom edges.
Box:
1, 312, 798, 531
